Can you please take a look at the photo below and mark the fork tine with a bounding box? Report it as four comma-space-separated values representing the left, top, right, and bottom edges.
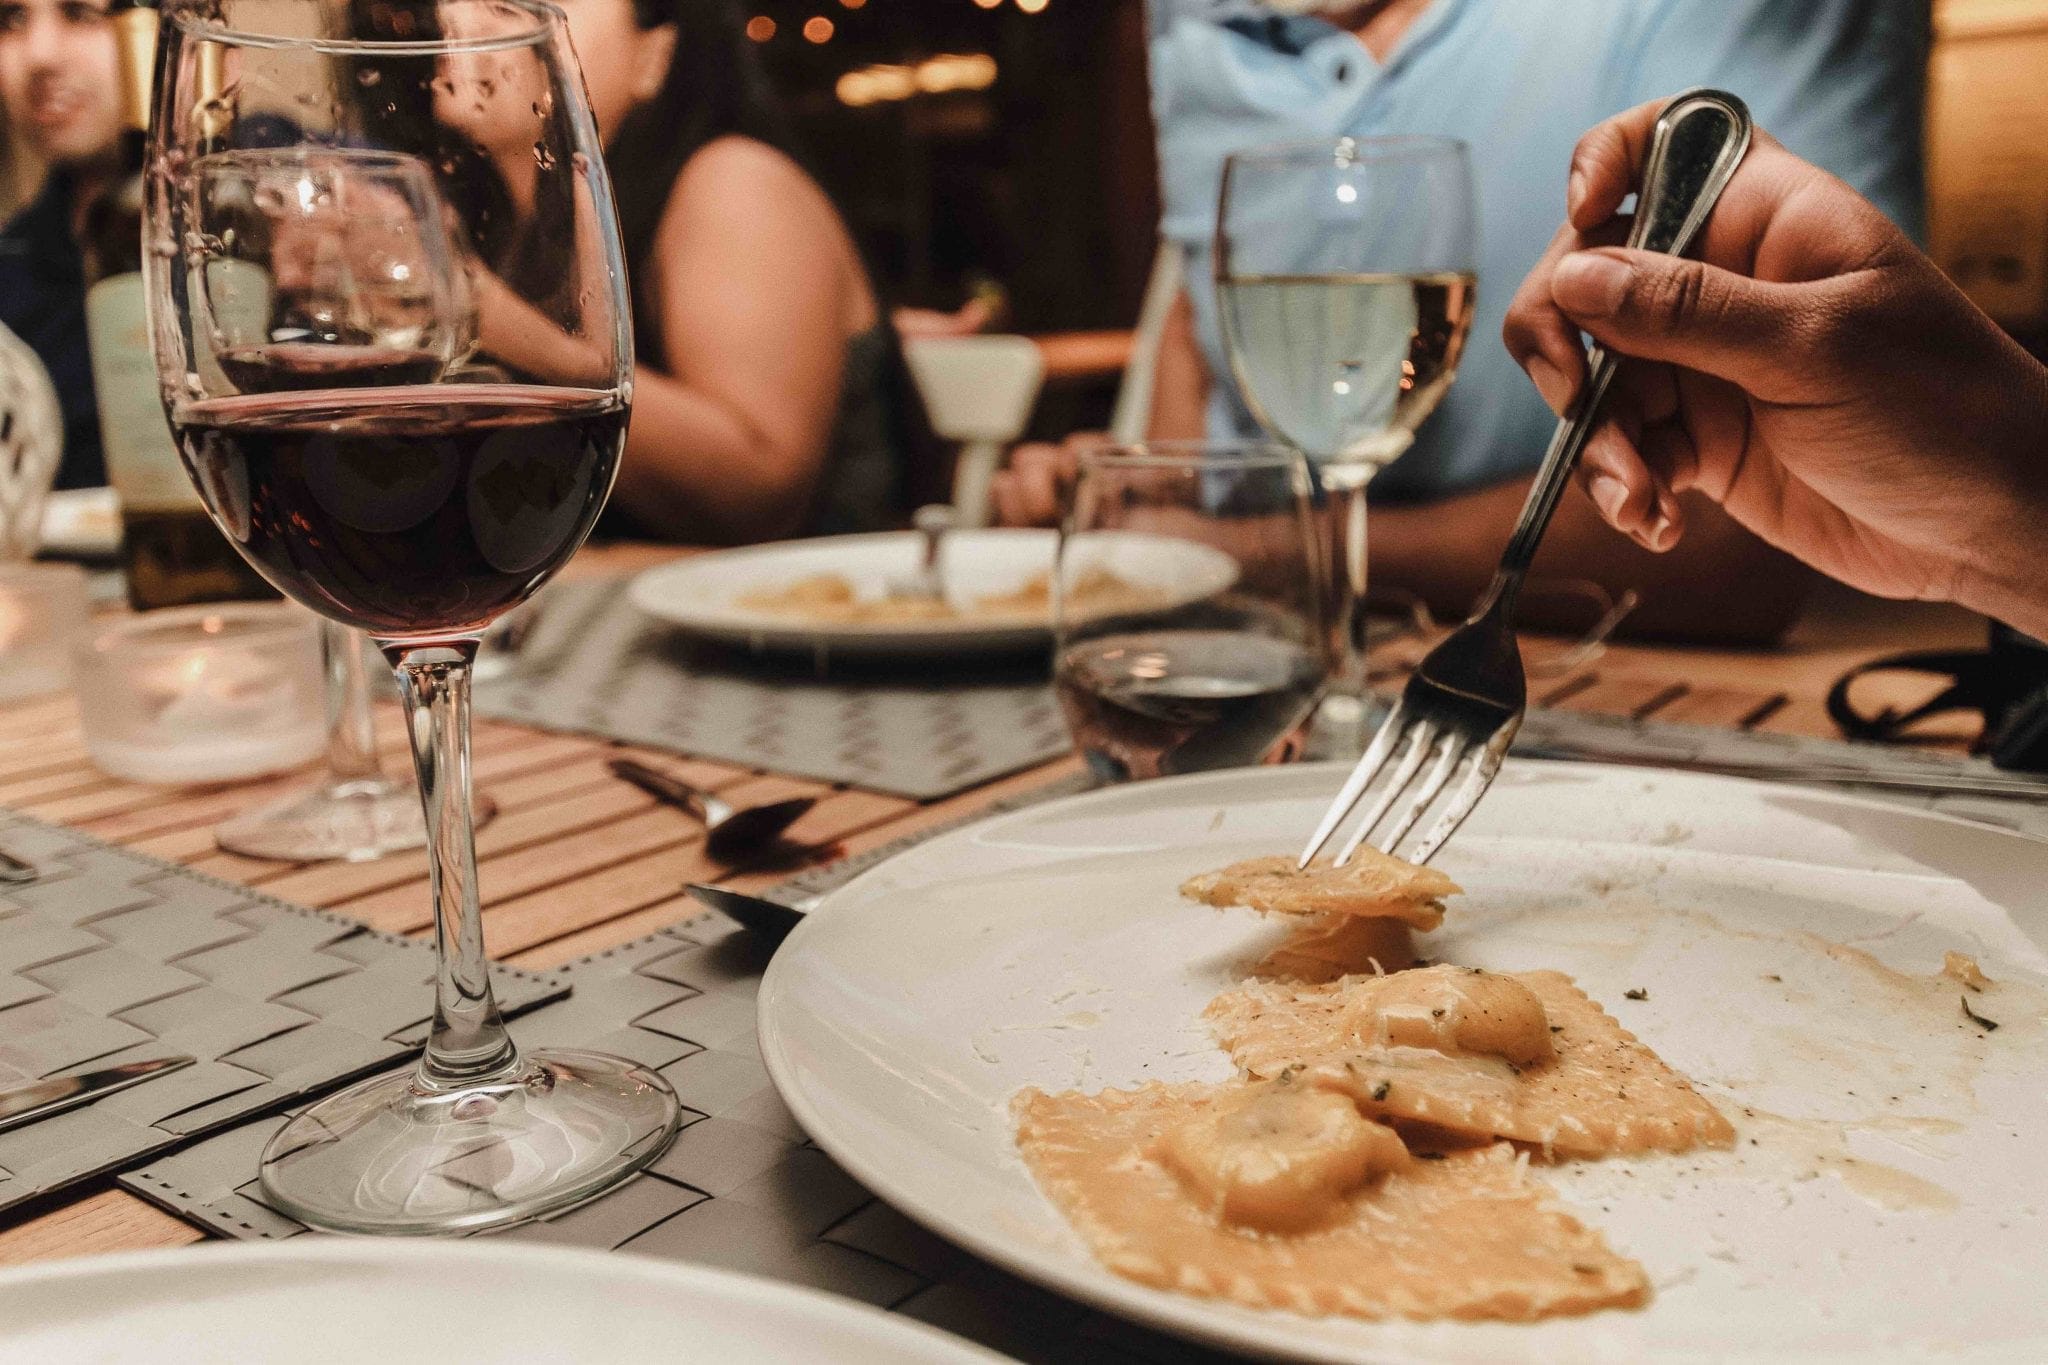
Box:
1403, 733, 1511, 866
1298, 699, 1409, 868
1333, 719, 1437, 867
1374, 732, 1472, 861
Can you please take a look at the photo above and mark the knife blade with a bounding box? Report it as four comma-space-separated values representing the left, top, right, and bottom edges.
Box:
0, 1055, 197, 1134
684, 883, 807, 943
0, 847, 38, 884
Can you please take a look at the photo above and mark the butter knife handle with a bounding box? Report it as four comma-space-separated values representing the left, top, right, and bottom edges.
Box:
0, 1055, 196, 1134
609, 758, 710, 822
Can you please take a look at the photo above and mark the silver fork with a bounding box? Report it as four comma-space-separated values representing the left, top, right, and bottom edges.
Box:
890, 503, 957, 603
1301, 88, 1754, 869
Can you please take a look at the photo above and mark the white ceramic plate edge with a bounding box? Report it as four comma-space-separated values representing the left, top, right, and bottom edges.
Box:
626, 529, 1239, 657
0, 1239, 1006, 1364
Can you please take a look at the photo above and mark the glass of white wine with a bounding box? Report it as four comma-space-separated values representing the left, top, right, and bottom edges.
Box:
1216, 136, 1477, 738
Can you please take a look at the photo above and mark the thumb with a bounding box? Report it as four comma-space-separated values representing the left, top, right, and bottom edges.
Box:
1550, 248, 1820, 399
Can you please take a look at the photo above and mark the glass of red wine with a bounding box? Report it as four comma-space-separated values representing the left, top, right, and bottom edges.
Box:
146, 0, 676, 1234
193, 146, 486, 863
1053, 442, 1330, 783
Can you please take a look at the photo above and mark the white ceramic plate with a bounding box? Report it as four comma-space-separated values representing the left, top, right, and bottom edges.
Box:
0, 1239, 1002, 1364
38, 487, 120, 559
759, 761, 2048, 1364
626, 529, 1237, 657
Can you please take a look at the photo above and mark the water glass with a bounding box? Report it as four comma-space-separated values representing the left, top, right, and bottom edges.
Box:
1054, 442, 1328, 782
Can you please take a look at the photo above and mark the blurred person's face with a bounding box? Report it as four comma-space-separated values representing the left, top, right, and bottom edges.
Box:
433, 0, 555, 159
0, 0, 123, 169
552, 0, 672, 143
432, 0, 670, 157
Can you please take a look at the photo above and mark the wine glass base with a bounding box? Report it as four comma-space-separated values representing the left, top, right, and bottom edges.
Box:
257, 1048, 681, 1236
214, 778, 497, 862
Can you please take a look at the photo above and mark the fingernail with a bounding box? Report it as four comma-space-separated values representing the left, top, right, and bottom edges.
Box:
1526, 357, 1573, 414
1645, 506, 1678, 552
1588, 472, 1629, 526
1567, 168, 1587, 220
1553, 252, 1630, 318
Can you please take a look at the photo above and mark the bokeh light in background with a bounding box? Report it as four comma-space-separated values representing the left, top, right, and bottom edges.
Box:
836, 54, 997, 108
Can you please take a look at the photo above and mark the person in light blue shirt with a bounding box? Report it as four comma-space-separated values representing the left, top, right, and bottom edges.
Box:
1142, 0, 1928, 641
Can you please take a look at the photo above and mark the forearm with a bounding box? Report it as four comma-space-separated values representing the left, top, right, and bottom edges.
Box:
608, 367, 827, 545
1368, 477, 1814, 645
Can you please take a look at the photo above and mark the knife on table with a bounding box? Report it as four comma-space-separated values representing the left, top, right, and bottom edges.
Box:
0, 1055, 196, 1134
684, 883, 807, 944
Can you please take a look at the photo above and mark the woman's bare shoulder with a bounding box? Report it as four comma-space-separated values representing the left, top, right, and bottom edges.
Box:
662, 135, 837, 236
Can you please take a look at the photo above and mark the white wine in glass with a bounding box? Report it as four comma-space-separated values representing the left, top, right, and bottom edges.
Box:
1216, 138, 1478, 734
1218, 270, 1476, 467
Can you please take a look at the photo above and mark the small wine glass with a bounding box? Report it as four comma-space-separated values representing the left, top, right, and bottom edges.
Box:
148, 0, 673, 1234
1216, 136, 1478, 740
1053, 442, 1328, 783
188, 147, 486, 862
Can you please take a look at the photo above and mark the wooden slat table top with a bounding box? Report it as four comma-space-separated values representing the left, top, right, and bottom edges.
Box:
0, 544, 1980, 1269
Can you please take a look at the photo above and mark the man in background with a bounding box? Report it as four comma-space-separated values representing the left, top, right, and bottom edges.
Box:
0, 0, 123, 488
1139, 0, 1928, 641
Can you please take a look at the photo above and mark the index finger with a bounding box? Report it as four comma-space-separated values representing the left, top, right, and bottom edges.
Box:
1566, 98, 1666, 231
1566, 95, 1791, 239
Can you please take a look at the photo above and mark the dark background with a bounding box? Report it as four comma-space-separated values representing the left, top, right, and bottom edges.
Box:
745, 0, 1160, 333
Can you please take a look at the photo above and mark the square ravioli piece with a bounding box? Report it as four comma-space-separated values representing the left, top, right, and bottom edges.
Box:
1252, 913, 1417, 984
1207, 969, 1735, 1158
1013, 1081, 1649, 1322
1180, 850, 1459, 931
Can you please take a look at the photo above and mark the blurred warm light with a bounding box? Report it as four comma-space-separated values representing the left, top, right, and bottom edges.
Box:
836, 52, 997, 107
840, 0, 866, 7
916, 53, 998, 93
745, 14, 775, 40
803, 15, 835, 41
1016, 0, 1048, 11
972, 0, 1001, 9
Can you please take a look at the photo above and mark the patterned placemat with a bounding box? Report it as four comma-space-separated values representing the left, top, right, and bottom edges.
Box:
472, 579, 1071, 802
119, 910, 1221, 1363
0, 810, 565, 1217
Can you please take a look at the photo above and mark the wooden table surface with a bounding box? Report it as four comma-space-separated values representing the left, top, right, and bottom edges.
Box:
0, 545, 1974, 1269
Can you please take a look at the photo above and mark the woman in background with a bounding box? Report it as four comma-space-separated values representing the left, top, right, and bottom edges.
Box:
560, 0, 925, 542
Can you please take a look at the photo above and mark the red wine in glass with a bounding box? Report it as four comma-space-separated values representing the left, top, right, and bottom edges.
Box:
215, 341, 450, 392
173, 383, 623, 638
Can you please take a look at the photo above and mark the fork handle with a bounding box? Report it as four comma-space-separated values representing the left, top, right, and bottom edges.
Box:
1492, 89, 1754, 600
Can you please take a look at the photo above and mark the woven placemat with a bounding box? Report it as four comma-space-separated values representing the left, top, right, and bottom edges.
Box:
117, 770, 1219, 1363
0, 810, 564, 1216
472, 579, 1071, 802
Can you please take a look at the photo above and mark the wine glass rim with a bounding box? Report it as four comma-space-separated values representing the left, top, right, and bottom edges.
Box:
1076, 440, 1302, 471
1224, 134, 1469, 168
188, 146, 432, 173
172, 0, 564, 56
